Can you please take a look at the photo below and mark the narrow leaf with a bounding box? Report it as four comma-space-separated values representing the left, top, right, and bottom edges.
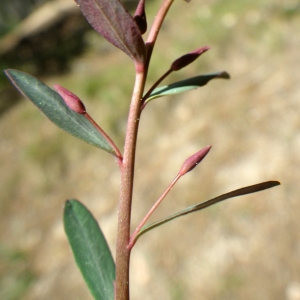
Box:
76, 0, 146, 64
145, 71, 230, 104
64, 199, 115, 300
5, 69, 116, 155
137, 181, 280, 239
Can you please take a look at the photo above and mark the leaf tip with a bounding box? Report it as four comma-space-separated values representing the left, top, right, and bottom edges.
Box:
4, 69, 15, 81
64, 199, 77, 210
217, 71, 230, 80
65, 199, 72, 206
269, 180, 281, 187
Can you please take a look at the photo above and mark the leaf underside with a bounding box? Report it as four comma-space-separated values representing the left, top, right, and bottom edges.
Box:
5, 69, 116, 155
137, 181, 280, 239
146, 71, 230, 103
64, 199, 115, 300
76, 0, 146, 63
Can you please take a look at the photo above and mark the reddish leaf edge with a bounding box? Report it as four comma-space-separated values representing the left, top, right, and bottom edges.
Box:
75, 0, 146, 65
135, 181, 280, 241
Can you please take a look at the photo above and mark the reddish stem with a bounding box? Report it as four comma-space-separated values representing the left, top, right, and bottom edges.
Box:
128, 173, 181, 249
115, 1, 175, 299
83, 112, 123, 167
115, 70, 146, 300
141, 68, 172, 110
145, 0, 174, 72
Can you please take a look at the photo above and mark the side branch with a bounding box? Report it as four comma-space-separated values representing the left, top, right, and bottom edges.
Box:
145, 0, 174, 71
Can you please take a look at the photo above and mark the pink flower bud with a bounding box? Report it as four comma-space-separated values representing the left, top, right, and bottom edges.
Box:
171, 46, 210, 71
134, 0, 147, 34
178, 145, 212, 176
54, 84, 86, 114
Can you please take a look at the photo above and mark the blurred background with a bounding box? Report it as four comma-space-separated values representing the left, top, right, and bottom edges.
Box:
0, 0, 300, 299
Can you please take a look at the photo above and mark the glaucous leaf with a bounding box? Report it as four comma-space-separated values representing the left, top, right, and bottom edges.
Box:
64, 199, 115, 300
145, 71, 230, 104
136, 181, 280, 240
5, 69, 116, 155
76, 0, 146, 64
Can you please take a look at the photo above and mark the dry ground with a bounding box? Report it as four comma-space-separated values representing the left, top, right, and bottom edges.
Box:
1, 1, 300, 299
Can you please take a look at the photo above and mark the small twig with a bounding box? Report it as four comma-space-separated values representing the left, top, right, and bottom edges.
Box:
141, 68, 172, 110
145, 0, 174, 72
84, 112, 123, 167
128, 173, 182, 249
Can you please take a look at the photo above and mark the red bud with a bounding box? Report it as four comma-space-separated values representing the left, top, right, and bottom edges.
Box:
134, 0, 147, 34
178, 145, 212, 176
171, 46, 210, 71
54, 84, 86, 114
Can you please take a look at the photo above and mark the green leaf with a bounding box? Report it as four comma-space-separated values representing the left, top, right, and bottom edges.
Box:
145, 71, 230, 104
5, 69, 116, 155
76, 0, 146, 64
64, 199, 115, 300
137, 181, 280, 240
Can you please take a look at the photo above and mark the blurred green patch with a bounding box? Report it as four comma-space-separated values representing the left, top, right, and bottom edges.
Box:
0, 246, 35, 300
218, 271, 245, 298
170, 279, 185, 300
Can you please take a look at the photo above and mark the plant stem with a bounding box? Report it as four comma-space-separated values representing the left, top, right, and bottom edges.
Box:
143, 69, 172, 101
115, 2, 175, 298
145, 0, 174, 71
115, 70, 146, 300
141, 68, 172, 110
128, 173, 181, 249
